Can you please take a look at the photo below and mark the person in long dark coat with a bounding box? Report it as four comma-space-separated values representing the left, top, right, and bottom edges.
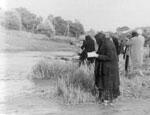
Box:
80, 35, 95, 65
94, 32, 120, 104
111, 35, 121, 56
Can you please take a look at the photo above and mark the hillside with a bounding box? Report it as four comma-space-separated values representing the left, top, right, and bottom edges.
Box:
0, 27, 78, 52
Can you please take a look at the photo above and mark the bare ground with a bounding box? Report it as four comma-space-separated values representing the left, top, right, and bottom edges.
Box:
0, 51, 150, 115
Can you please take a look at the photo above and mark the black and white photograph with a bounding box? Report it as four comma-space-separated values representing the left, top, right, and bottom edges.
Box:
0, 0, 150, 114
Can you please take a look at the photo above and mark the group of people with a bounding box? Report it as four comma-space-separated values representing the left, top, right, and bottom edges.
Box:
80, 30, 145, 105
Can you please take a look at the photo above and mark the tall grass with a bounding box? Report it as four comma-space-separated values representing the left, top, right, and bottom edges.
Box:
31, 60, 77, 80
31, 59, 150, 104
31, 61, 95, 103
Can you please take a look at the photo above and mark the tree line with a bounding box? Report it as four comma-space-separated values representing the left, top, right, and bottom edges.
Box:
0, 7, 85, 38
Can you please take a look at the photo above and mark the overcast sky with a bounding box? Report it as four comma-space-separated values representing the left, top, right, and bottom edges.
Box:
1, 0, 150, 31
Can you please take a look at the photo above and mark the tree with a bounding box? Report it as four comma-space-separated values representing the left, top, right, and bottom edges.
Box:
69, 21, 85, 38
34, 16, 43, 31
0, 10, 22, 30
36, 18, 55, 37
15, 7, 39, 32
47, 14, 55, 35
141, 27, 150, 45
53, 16, 67, 35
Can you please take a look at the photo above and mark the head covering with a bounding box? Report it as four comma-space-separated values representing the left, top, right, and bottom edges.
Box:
131, 31, 138, 37
85, 35, 92, 41
95, 32, 105, 46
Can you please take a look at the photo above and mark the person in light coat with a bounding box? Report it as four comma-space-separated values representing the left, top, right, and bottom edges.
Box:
126, 30, 145, 75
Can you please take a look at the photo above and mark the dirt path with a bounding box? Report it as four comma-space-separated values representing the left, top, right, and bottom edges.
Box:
0, 51, 150, 115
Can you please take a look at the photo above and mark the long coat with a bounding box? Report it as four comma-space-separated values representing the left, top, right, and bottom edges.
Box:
95, 38, 120, 90
126, 35, 145, 68
80, 36, 95, 64
81, 36, 95, 52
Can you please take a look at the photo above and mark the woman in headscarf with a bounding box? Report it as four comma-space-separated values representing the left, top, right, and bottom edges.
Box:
126, 30, 145, 76
80, 35, 95, 65
111, 33, 121, 56
94, 32, 120, 105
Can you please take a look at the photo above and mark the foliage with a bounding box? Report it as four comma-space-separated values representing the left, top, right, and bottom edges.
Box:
36, 18, 55, 37
141, 27, 150, 45
15, 7, 41, 32
0, 10, 22, 30
1, 7, 85, 38
53, 16, 67, 36
53, 16, 85, 37
69, 21, 85, 38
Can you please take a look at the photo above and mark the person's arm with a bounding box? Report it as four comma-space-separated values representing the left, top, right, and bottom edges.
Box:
123, 46, 127, 59
81, 40, 86, 49
126, 39, 133, 46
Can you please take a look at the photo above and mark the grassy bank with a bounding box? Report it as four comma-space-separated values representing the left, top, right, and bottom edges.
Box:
30, 58, 150, 104
0, 27, 78, 52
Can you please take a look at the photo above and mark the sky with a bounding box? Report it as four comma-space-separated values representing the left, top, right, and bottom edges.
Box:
1, 0, 150, 31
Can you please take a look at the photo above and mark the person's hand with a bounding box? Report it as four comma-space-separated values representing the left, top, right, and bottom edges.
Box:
95, 53, 99, 58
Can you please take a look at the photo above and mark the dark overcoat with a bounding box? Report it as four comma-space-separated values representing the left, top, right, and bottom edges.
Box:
81, 36, 95, 52
95, 38, 120, 90
80, 35, 95, 64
